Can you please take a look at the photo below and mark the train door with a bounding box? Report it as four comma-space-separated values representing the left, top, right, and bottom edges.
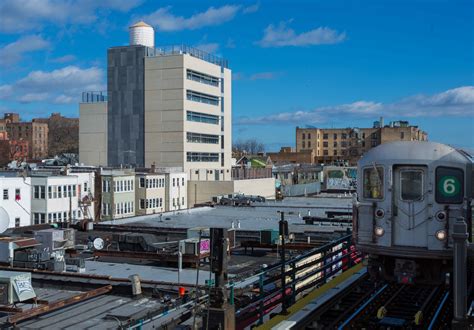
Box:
392, 166, 428, 247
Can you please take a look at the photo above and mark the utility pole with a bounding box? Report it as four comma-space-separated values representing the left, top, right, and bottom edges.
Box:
279, 211, 289, 315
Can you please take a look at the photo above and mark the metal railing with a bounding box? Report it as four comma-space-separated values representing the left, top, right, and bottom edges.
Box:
148, 45, 228, 68
234, 234, 362, 327
81, 91, 107, 103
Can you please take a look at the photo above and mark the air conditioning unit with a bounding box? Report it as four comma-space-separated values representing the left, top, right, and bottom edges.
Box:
34, 228, 76, 252
0, 271, 36, 304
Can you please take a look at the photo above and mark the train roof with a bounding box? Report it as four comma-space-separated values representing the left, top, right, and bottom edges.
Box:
359, 141, 473, 166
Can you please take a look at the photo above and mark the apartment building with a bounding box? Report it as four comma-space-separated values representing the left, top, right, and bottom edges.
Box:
135, 172, 166, 215
30, 175, 81, 225
6, 121, 49, 160
100, 170, 136, 220
296, 119, 427, 164
80, 22, 232, 180
166, 170, 187, 211
0, 173, 31, 228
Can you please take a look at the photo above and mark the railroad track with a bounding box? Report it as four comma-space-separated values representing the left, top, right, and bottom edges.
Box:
304, 278, 452, 329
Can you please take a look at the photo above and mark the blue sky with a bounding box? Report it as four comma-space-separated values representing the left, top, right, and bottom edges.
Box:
0, 0, 473, 151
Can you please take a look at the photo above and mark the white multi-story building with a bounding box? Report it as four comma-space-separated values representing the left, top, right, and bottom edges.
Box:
100, 169, 136, 220
69, 170, 96, 221
0, 173, 31, 228
80, 23, 232, 181
30, 175, 81, 225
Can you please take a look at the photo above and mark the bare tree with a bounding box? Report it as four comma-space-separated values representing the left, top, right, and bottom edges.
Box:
233, 138, 265, 155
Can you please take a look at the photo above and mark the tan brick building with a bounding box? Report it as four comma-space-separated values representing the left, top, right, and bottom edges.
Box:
296, 120, 427, 165
6, 121, 49, 160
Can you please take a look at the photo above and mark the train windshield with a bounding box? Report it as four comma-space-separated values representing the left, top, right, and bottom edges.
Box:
363, 166, 384, 199
400, 170, 423, 201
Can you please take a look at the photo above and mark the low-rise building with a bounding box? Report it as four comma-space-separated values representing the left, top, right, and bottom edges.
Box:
30, 174, 81, 225
0, 173, 31, 228
6, 120, 49, 160
135, 172, 166, 215
100, 169, 136, 220
164, 168, 187, 212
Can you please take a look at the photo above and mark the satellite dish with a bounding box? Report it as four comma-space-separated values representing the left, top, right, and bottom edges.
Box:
0, 207, 10, 233
93, 237, 104, 250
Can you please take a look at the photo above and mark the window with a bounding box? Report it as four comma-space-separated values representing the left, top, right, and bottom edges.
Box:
15, 218, 20, 227
363, 167, 384, 199
371, 140, 378, 147
187, 132, 219, 144
187, 69, 219, 86
84, 183, 88, 192
371, 132, 378, 139
334, 150, 338, 156
308, 133, 311, 139
323, 133, 328, 140
34, 186, 45, 199
187, 111, 219, 126
173, 178, 176, 187
302, 141, 305, 148
187, 90, 219, 106
302, 133, 305, 139
182, 197, 185, 206
182, 178, 185, 186
400, 132, 405, 139
400, 170, 423, 201
333, 141, 337, 147
342, 133, 347, 139
334, 133, 337, 139
3, 189, 8, 200
323, 150, 328, 156
323, 141, 328, 148
48, 186, 52, 199
308, 141, 311, 147
187, 152, 219, 162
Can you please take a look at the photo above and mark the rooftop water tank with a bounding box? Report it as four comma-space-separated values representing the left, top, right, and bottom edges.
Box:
129, 21, 154, 48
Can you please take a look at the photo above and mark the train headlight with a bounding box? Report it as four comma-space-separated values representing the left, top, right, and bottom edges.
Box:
435, 211, 447, 221
435, 230, 447, 241
374, 226, 385, 237
375, 208, 385, 218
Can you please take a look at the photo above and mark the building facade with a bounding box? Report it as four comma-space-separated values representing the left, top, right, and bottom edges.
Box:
0, 174, 31, 228
296, 119, 427, 164
135, 172, 166, 215
100, 170, 136, 220
80, 23, 232, 180
6, 121, 49, 160
30, 175, 81, 225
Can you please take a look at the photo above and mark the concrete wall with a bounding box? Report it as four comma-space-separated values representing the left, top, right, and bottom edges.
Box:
187, 178, 275, 206
79, 102, 107, 166
281, 182, 321, 197
108, 46, 149, 167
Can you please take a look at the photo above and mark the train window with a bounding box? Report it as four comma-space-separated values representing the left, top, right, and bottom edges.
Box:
363, 167, 384, 199
435, 167, 464, 204
400, 170, 423, 201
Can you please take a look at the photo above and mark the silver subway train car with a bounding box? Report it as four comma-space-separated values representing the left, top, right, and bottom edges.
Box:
353, 141, 473, 284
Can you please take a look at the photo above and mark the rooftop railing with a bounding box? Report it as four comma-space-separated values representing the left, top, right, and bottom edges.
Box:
148, 45, 228, 68
81, 91, 107, 103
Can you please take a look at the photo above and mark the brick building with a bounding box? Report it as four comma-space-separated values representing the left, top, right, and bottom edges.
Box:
296, 119, 427, 165
6, 120, 49, 160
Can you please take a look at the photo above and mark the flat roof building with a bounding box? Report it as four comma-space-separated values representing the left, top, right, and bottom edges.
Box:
80, 22, 232, 181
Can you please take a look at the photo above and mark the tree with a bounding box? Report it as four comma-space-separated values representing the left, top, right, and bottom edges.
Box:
233, 138, 265, 155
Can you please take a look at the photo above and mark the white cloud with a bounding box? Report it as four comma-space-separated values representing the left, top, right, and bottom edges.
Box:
194, 43, 220, 54
139, 5, 241, 31
2, 66, 105, 104
237, 86, 474, 125
0, 0, 142, 33
243, 2, 260, 14
50, 54, 77, 63
18, 93, 49, 103
257, 21, 346, 47
0, 35, 50, 66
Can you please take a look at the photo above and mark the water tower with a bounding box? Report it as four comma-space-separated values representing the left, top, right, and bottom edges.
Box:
129, 21, 154, 48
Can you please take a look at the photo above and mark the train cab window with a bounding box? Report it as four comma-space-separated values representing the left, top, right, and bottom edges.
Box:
400, 170, 423, 201
363, 167, 384, 199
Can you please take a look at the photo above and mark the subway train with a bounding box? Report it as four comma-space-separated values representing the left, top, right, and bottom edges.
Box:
353, 141, 473, 284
